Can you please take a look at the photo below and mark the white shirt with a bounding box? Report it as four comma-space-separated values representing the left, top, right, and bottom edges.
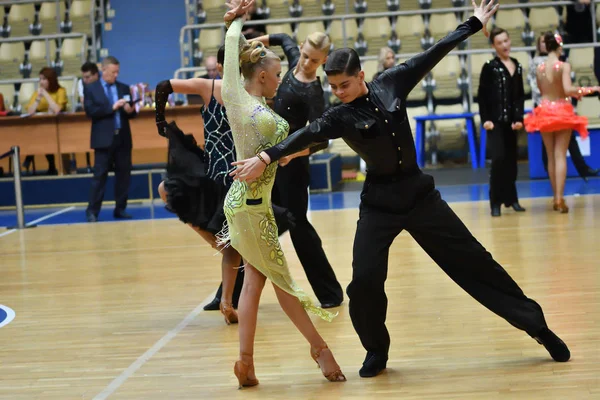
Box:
77, 79, 84, 99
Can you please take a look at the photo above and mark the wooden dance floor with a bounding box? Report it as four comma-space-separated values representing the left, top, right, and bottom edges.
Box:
1, 195, 599, 399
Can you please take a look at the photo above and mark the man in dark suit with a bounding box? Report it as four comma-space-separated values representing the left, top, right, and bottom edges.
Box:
84, 56, 136, 222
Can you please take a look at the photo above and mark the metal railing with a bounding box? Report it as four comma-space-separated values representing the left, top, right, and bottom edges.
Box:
89, 0, 97, 62
0, 75, 80, 113
0, 146, 25, 229
0, 32, 87, 44
0, 0, 58, 5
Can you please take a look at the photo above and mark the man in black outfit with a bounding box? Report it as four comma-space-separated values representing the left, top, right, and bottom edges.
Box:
478, 27, 526, 217
231, 0, 570, 378
84, 56, 136, 222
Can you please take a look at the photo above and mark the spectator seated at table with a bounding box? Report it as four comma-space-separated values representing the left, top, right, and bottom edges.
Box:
23, 67, 68, 175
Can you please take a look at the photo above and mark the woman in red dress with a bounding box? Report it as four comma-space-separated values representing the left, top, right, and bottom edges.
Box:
524, 32, 600, 213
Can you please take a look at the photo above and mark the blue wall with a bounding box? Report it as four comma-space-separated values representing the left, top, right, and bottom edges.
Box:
101, 0, 186, 88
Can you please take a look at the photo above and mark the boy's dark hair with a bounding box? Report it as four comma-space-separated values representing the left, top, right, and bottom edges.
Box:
81, 61, 99, 75
324, 48, 362, 76
217, 45, 225, 65
489, 27, 508, 45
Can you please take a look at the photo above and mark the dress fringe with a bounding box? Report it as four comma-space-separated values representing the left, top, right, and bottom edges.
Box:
215, 219, 231, 250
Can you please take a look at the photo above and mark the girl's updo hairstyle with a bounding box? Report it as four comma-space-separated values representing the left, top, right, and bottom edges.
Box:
543, 31, 562, 53
239, 41, 280, 79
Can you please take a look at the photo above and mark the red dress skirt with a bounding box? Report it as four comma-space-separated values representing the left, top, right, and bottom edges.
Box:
524, 99, 589, 139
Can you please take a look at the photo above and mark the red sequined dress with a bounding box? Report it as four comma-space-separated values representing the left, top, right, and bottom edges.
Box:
524, 61, 589, 139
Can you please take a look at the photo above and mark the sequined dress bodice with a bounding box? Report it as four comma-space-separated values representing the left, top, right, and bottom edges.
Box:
201, 95, 235, 187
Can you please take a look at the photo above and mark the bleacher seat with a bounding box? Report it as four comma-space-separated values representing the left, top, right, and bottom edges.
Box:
203, 0, 226, 7
362, 17, 391, 39
494, 9, 526, 31
395, 15, 425, 54
7, 4, 36, 37
330, 0, 348, 13
577, 96, 600, 126
202, 0, 229, 22
0, 83, 16, 110
60, 37, 85, 58
300, 1, 320, 18
568, 48, 597, 86
431, 55, 462, 100
0, 42, 26, 79
528, 7, 559, 32
430, 0, 453, 8
367, 0, 390, 13
18, 81, 36, 110
329, 19, 358, 50
59, 77, 76, 110
433, 104, 467, 152
29, 39, 57, 75
39, 1, 67, 35
362, 17, 392, 56
428, 13, 457, 39
59, 37, 87, 76
198, 27, 225, 55
69, 0, 93, 36
266, 0, 288, 20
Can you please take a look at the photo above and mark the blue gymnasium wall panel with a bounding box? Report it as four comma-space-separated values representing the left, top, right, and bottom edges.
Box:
0, 172, 164, 207
101, 0, 187, 88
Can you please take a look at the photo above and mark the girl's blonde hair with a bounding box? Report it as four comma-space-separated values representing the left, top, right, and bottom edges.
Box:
239, 41, 280, 79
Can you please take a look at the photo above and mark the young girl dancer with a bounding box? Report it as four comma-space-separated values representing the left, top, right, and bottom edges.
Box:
220, 0, 345, 388
529, 34, 599, 181
524, 32, 600, 212
251, 29, 344, 308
